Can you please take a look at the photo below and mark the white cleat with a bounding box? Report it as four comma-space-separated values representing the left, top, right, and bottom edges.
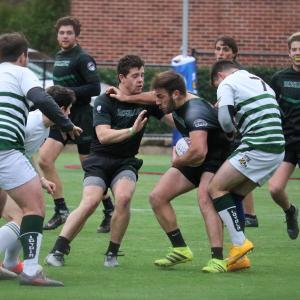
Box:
45, 252, 65, 267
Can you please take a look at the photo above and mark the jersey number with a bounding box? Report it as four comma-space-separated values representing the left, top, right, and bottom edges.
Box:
249, 76, 267, 91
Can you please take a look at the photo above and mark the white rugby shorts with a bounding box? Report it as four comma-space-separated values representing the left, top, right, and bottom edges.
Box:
0, 149, 37, 190
229, 147, 284, 186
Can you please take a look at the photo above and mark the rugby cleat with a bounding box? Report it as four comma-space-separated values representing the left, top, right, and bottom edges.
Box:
97, 211, 112, 233
104, 252, 119, 268
245, 215, 259, 228
45, 251, 65, 267
19, 265, 63, 287
2, 260, 23, 274
154, 246, 193, 267
202, 258, 227, 273
0, 266, 18, 280
227, 255, 251, 272
227, 239, 254, 266
285, 205, 299, 240
43, 209, 69, 230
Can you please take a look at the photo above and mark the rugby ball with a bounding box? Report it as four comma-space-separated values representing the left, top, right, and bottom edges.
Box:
175, 137, 190, 156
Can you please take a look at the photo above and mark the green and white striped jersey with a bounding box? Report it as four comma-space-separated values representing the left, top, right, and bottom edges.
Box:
0, 62, 41, 151
217, 70, 285, 154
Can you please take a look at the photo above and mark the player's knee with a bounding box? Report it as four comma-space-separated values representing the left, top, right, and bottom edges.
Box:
38, 155, 54, 170
268, 180, 282, 197
115, 193, 132, 211
80, 196, 100, 216
149, 191, 163, 210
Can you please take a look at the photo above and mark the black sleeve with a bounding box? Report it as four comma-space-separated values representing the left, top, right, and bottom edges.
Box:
93, 94, 113, 127
270, 73, 280, 100
70, 82, 100, 99
146, 104, 165, 120
26, 87, 74, 132
71, 54, 101, 99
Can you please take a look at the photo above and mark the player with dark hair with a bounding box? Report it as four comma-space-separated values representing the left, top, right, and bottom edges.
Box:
45, 55, 173, 268
0, 85, 75, 279
0, 32, 81, 286
149, 70, 231, 272
208, 60, 285, 268
214, 35, 259, 230
268, 32, 300, 240
39, 16, 114, 232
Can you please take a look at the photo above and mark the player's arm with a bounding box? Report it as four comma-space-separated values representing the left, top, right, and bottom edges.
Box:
217, 83, 237, 140
70, 55, 101, 100
30, 154, 56, 195
26, 87, 82, 139
96, 110, 148, 144
172, 130, 208, 168
107, 87, 156, 104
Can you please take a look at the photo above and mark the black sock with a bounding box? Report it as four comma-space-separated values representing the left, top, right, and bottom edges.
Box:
51, 236, 70, 255
245, 214, 257, 219
167, 229, 186, 247
285, 204, 295, 217
106, 241, 120, 255
211, 247, 223, 260
102, 195, 114, 214
54, 198, 68, 212
20, 215, 44, 260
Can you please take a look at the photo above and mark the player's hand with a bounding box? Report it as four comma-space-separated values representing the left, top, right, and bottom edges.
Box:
40, 177, 56, 195
68, 126, 83, 140
106, 86, 128, 102
132, 110, 148, 133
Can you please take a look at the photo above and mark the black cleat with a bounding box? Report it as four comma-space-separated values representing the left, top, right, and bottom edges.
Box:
97, 211, 112, 233
285, 205, 299, 240
43, 209, 69, 230
245, 215, 259, 228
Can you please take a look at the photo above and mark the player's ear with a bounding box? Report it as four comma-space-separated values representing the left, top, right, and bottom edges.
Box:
172, 90, 180, 100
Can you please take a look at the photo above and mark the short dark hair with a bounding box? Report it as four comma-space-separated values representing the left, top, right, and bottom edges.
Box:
46, 85, 76, 109
151, 70, 187, 96
215, 36, 238, 60
287, 32, 300, 50
55, 16, 81, 36
0, 32, 28, 63
210, 60, 240, 85
117, 55, 144, 79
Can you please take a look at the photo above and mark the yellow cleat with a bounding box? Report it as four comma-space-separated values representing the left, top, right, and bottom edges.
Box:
227, 239, 254, 266
202, 258, 227, 273
154, 246, 193, 267
227, 255, 251, 272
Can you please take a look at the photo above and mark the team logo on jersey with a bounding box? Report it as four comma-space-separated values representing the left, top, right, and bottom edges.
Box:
87, 62, 96, 71
193, 119, 208, 128
238, 154, 251, 168
96, 105, 102, 113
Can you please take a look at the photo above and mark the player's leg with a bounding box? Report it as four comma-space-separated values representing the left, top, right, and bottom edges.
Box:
198, 172, 227, 273
8, 176, 63, 286
77, 143, 115, 234
38, 133, 68, 230
243, 193, 259, 228
104, 170, 136, 267
208, 160, 255, 265
1, 195, 23, 274
268, 158, 298, 239
149, 167, 194, 267
45, 182, 105, 267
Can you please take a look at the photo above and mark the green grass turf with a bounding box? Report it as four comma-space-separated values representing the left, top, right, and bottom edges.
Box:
1, 152, 300, 300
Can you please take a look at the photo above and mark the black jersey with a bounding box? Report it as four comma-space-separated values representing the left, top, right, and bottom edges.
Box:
53, 44, 100, 108
270, 67, 300, 149
173, 97, 230, 162
91, 94, 164, 157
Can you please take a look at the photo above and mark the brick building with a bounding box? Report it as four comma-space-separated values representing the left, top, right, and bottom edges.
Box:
71, 0, 300, 67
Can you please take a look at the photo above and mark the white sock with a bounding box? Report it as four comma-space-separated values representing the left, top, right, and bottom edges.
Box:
22, 233, 42, 276
218, 206, 246, 245
0, 222, 20, 254
3, 240, 21, 269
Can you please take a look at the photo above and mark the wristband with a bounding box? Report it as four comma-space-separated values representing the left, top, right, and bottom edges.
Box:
128, 127, 136, 136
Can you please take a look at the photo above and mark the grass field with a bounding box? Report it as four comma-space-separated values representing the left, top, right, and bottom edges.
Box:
1, 152, 300, 300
